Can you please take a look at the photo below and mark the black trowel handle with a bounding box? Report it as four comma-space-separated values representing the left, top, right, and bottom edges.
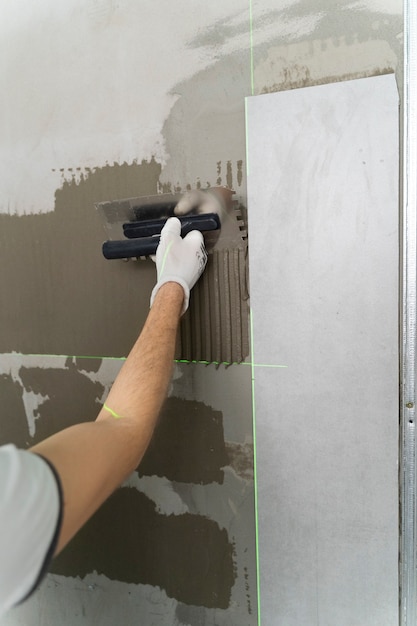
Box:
123, 213, 220, 239
102, 213, 220, 260
102, 237, 160, 259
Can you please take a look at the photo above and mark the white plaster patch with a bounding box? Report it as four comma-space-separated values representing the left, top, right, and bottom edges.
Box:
76, 359, 185, 404
0, 352, 68, 377
171, 468, 252, 533
0, 352, 116, 434
123, 474, 190, 516
347, 0, 402, 13
251, 6, 323, 46
0, 353, 56, 436
20, 390, 49, 437
70, 357, 124, 405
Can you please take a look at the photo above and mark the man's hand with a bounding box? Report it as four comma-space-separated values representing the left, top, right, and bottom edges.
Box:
150, 217, 207, 314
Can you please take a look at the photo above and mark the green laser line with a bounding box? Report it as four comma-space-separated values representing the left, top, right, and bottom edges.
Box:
242, 34, 261, 614
160, 240, 173, 276
103, 402, 124, 419
249, 0, 254, 96
16, 317, 270, 622
250, 307, 262, 626
247, 27, 260, 623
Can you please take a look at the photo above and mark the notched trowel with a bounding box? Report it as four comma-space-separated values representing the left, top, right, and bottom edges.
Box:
96, 187, 246, 260
95, 187, 249, 364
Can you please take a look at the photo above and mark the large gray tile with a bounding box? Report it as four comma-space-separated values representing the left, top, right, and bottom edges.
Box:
247, 74, 399, 625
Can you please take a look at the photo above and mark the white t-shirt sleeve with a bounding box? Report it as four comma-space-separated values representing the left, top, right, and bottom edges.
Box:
0, 444, 63, 617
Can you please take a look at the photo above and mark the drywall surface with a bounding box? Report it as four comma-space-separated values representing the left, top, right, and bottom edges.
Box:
246, 74, 399, 625
0, 0, 402, 625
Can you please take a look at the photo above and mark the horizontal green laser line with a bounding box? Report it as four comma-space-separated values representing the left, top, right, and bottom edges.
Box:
175, 360, 287, 368
8, 353, 287, 369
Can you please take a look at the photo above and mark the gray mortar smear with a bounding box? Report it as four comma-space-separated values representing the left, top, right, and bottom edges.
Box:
51, 487, 236, 609
139, 397, 229, 485
0, 363, 244, 609
5, 365, 234, 486
18, 362, 104, 439
0, 161, 160, 357
0, 156, 250, 363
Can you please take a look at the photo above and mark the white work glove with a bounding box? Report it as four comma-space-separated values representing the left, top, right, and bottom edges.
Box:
150, 217, 207, 314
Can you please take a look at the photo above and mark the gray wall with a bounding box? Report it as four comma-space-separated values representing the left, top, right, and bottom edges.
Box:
0, 1, 402, 625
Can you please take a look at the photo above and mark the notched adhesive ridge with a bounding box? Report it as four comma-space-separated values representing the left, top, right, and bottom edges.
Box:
179, 203, 249, 364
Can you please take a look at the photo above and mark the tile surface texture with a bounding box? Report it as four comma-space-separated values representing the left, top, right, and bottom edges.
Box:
246, 74, 399, 625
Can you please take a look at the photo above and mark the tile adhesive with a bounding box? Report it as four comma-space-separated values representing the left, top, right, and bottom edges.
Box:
178, 197, 249, 364
0, 161, 249, 363
97, 185, 250, 365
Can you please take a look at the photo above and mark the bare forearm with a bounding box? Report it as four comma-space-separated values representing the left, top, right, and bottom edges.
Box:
96, 281, 184, 458
27, 216, 207, 556
30, 281, 184, 553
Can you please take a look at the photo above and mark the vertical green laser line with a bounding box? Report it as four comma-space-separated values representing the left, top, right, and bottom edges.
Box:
249, 0, 254, 95
250, 307, 262, 626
